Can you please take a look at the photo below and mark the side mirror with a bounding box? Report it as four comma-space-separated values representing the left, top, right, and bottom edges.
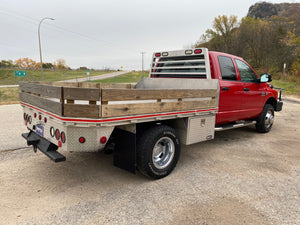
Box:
260, 73, 272, 83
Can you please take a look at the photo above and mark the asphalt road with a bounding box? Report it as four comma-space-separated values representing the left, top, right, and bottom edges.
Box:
0, 100, 299, 224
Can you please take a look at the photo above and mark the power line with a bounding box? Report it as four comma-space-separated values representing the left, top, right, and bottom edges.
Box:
0, 8, 140, 54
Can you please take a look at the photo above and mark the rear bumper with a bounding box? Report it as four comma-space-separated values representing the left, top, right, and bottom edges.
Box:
275, 101, 283, 112
22, 131, 66, 162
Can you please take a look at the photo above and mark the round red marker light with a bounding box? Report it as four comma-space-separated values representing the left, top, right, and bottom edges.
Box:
79, 137, 85, 143
100, 136, 107, 144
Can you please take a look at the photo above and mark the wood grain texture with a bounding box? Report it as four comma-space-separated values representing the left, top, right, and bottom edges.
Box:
63, 87, 100, 101
101, 99, 217, 118
19, 82, 62, 98
19, 92, 62, 115
64, 104, 99, 118
101, 89, 217, 101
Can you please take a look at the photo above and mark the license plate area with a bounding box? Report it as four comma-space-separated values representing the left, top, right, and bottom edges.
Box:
36, 125, 44, 137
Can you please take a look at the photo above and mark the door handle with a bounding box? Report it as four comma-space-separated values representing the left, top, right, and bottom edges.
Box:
244, 88, 250, 92
222, 87, 229, 91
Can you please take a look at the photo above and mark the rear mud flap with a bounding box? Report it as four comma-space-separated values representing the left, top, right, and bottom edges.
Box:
112, 128, 136, 174
22, 131, 66, 162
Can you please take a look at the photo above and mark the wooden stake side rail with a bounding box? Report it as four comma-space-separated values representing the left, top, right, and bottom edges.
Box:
19, 82, 218, 119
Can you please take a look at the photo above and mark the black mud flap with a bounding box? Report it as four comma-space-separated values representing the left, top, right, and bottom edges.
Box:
22, 131, 66, 162
112, 128, 136, 174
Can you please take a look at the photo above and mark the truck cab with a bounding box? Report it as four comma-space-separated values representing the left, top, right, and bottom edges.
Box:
151, 49, 283, 131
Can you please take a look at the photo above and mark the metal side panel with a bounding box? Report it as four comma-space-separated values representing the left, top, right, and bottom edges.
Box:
174, 115, 215, 145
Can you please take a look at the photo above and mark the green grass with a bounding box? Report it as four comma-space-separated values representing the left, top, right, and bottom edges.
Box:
0, 87, 19, 105
92, 71, 149, 83
0, 68, 111, 85
271, 80, 300, 96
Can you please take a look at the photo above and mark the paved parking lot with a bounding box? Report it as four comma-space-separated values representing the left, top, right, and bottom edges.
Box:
0, 100, 299, 224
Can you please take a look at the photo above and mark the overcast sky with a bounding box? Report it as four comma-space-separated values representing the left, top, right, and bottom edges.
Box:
0, 0, 299, 70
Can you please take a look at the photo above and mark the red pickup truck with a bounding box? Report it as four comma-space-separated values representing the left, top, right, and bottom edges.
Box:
21, 48, 283, 179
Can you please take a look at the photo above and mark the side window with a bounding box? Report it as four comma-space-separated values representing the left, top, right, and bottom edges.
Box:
235, 59, 258, 82
218, 56, 237, 81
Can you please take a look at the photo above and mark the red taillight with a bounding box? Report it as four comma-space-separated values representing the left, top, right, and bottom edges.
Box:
100, 136, 107, 144
44, 117, 47, 123
58, 141, 62, 147
34, 113, 37, 118
55, 129, 60, 140
61, 132, 66, 143
194, 49, 202, 54
155, 52, 161, 57
79, 137, 85, 143
39, 115, 42, 120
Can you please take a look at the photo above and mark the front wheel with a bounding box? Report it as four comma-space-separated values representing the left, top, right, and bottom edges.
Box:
256, 104, 275, 133
137, 125, 180, 179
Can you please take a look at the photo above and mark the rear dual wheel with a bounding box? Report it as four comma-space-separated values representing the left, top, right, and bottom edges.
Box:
137, 125, 180, 179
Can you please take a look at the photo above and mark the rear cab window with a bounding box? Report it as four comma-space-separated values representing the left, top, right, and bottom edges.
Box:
217, 56, 237, 81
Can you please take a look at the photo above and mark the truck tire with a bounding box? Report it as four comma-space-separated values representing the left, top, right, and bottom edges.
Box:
256, 104, 274, 133
137, 125, 180, 179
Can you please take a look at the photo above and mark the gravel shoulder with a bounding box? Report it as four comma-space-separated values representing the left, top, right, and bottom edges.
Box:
0, 101, 299, 224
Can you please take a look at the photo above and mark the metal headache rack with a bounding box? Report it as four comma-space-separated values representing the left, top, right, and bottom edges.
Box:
150, 48, 211, 79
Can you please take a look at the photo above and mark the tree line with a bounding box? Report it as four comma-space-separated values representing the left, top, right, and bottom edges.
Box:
0, 58, 68, 70
195, 3, 300, 76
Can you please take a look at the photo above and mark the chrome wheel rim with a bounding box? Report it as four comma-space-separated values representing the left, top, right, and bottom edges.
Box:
152, 137, 175, 169
265, 109, 274, 129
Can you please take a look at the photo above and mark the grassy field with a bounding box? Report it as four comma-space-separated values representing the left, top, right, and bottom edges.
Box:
0, 69, 299, 105
0, 87, 19, 105
0, 68, 110, 85
92, 71, 148, 83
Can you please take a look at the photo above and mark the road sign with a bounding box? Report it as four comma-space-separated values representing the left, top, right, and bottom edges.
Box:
87, 70, 90, 76
14, 71, 27, 77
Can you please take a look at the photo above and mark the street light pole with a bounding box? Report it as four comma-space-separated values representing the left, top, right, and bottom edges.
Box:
38, 17, 54, 81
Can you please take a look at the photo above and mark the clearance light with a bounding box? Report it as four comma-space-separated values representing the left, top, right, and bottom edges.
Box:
162, 52, 168, 57
79, 137, 85, 143
55, 129, 60, 140
50, 127, 55, 137
194, 49, 202, 54
155, 52, 161, 57
61, 132, 66, 143
39, 115, 42, 120
185, 50, 193, 55
34, 113, 37, 118
100, 136, 107, 144
44, 117, 47, 123
58, 141, 62, 147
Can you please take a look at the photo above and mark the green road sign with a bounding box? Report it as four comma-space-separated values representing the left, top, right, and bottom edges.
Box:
15, 70, 27, 77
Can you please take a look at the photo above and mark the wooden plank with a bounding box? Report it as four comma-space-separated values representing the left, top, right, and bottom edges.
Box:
102, 89, 217, 101
49, 82, 79, 87
63, 87, 100, 101
101, 99, 217, 118
19, 82, 62, 98
79, 83, 100, 88
64, 104, 99, 118
99, 83, 133, 89
19, 92, 62, 115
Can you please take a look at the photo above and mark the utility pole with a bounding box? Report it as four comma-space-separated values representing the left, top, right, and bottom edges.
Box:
141, 52, 145, 77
